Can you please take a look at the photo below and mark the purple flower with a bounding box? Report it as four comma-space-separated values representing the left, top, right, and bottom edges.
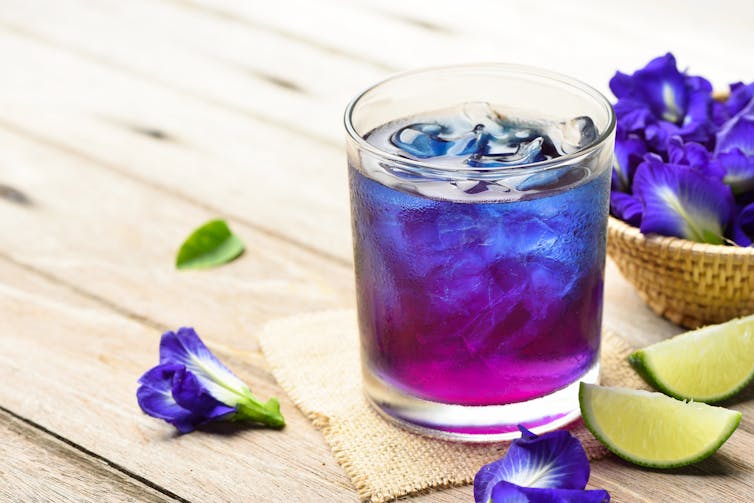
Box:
612, 133, 647, 192
731, 202, 754, 246
632, 157, 733, 244
715, 110, 754, 195
474, 426, 609, 503
609, 55, 754, 246
490, 481, 611, 503
717, 150, 754, 195
137, 327, 285, 433
610, 53, 715, 150
716, 109, 754, 156
610, 191, 643, 227
666, 137, 725, 180
713, 82, 754, 126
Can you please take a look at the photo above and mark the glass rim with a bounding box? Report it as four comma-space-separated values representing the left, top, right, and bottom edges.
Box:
343, 63, 616, 179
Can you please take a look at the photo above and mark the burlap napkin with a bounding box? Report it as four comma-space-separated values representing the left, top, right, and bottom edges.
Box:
259, 310, 647, 502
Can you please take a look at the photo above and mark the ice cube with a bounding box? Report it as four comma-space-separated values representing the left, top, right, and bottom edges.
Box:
459, 102, 507, 138
467, 137, 544, 167
548, 116, 598, 155
390, 123, 449, 158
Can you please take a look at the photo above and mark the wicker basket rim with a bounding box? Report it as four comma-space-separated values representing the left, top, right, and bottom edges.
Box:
608, 216, 754, 257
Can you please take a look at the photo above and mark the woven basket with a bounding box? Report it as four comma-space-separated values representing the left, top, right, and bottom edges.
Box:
607, 216, 754, 328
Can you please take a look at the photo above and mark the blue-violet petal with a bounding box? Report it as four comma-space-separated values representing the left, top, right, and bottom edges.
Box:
633, 159, 733, 244
666, 137, 725, 180
609, 53, 689, 124
717, 149, 754, 195
137, 364, 204, 433
473, 426, 591, 503
731, 202, 754, 246
171, 366, 237, 420
613, 134, 647, 191
610, 192, 643, 227
490, 481, 611, 503
716, 113, 754, 157
160, 327, 250, 406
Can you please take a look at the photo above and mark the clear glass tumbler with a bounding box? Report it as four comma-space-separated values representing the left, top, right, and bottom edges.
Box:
344, 64, 616, 441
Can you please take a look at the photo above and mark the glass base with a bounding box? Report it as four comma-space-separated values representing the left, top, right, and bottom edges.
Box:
364, 362, 600, 442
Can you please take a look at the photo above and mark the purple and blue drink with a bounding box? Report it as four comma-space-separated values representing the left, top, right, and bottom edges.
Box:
345, 66, 616, 440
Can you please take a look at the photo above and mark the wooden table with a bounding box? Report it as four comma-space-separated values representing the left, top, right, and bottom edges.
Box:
2, 1, 752, 501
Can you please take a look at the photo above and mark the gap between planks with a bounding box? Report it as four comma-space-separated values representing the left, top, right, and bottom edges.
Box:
163, 0, 399, 73
0, 117, 352, 271
0, 20, 341, 150
0, 250, 169, 333
0, 405, 185, 503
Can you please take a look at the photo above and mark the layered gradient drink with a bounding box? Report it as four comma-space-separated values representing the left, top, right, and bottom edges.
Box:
345, 65, 616, 440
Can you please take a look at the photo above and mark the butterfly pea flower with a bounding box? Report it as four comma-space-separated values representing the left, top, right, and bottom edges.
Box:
610, 191, 643, 227
474, 426, 610, 503
715, 106, 754, 195
610, 53, 715, 150
632, 156, 733, 244
730, 202, 754, 247
137, 327, 285, 433
712, 82, 754, 126
666, 137, 725, 180
609, 54, 754, 245
611, 132, 647, 192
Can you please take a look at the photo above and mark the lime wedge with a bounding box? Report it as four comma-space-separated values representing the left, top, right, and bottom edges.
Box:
579, 383, 740, 468
629, 315, 754, 402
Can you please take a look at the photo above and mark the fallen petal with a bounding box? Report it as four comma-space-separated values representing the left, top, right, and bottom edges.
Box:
490, 481, 611, 503
474, 426, 591, 503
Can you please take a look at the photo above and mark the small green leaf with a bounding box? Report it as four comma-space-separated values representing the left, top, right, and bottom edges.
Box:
175, 219, 245, 270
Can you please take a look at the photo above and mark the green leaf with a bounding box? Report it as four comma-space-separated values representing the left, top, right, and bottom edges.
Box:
175, 219, 245, 270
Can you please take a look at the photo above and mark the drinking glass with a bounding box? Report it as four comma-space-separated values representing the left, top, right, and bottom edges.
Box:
344, 64, 616, 441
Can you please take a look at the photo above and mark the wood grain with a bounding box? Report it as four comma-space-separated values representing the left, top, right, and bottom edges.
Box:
0, 22, 354, 262
0, 410, 174, 503
0, 256, 359, 502
0, 124, 354, 350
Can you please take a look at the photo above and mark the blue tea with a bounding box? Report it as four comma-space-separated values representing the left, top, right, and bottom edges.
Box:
350, 103, 610, 417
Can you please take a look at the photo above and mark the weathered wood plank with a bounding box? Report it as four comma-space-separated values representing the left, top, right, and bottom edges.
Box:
0, 0, 378, 144
186, 0, 754, 89
0, 256, 359, 502
0, 409, 174, 503
0, 124, 353, 351
0, 24, 354, 263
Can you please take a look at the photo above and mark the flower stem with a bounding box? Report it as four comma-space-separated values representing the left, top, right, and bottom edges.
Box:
233, 394, 286, 429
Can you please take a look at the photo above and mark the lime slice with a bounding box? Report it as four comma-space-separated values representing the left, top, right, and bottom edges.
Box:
579, 383, 740, 468
629, 315, 754, 402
